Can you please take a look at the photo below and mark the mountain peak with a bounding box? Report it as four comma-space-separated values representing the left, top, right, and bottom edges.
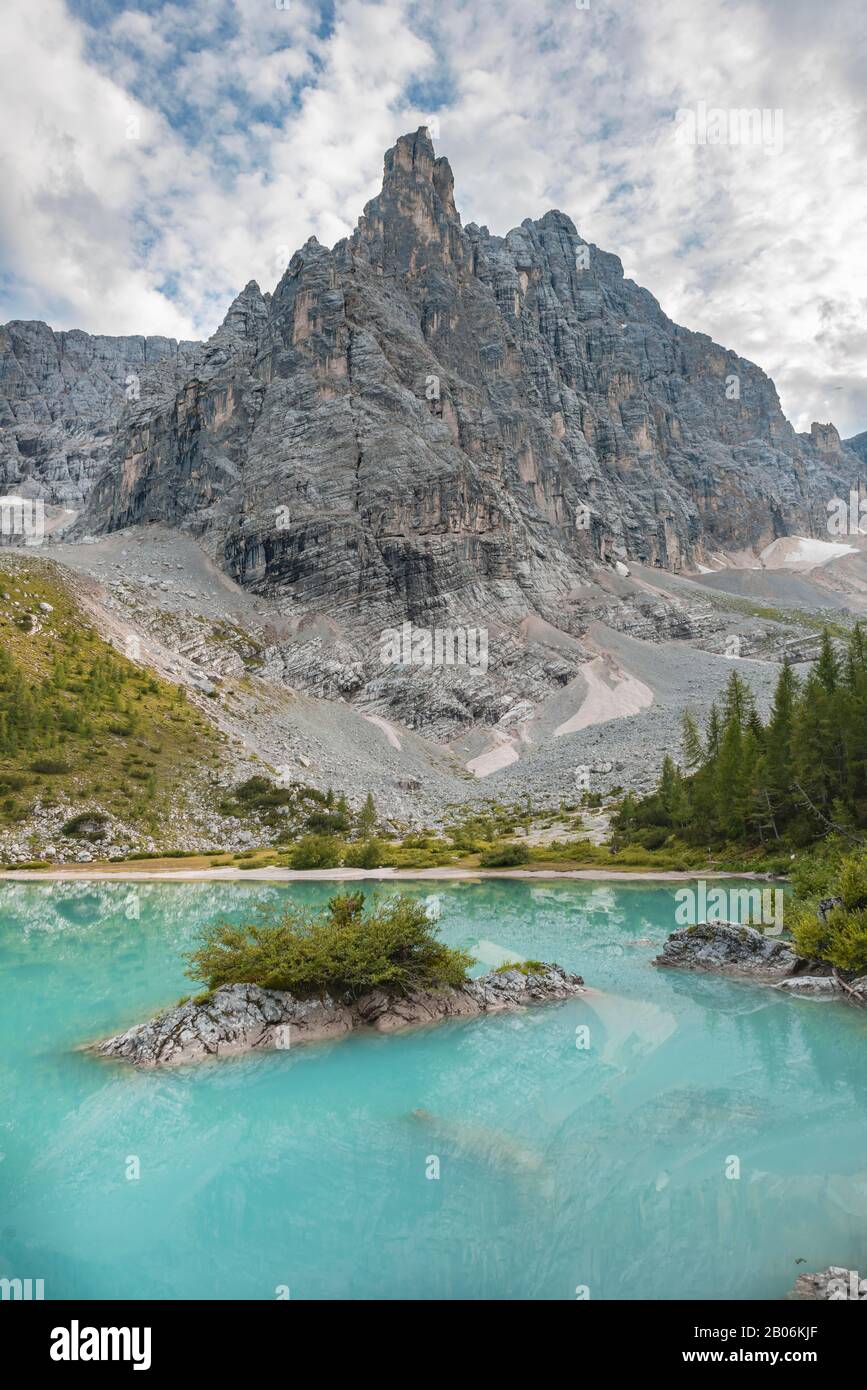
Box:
384, 127, 437, 176
536, 209, 579, 236
351, 127, 462, 274
380, 127, 458, 221
208, 279, 267, 348
809, 420, 842, 453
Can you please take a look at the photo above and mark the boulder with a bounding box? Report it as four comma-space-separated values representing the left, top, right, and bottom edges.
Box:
653, 922, 799, 979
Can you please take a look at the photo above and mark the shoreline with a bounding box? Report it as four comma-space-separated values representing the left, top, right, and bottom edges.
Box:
0, 865, 778, 884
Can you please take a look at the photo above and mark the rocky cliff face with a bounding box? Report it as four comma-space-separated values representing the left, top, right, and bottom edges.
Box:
846, 430, 867, 466
75, 130, 860, 587
0, 322, 197, 506
1, 130, 862, 724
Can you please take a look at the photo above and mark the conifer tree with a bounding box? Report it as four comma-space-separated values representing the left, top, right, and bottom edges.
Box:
721, 669, 755, 728
816, 630, 839, 694
760, 660, 797, 833
357, 792, 377, 837
705, 703, 722, 760
715, 714, 749, 840
681, 710, 704, 771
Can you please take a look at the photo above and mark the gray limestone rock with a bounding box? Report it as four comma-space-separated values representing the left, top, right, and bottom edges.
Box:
653, 921, 799, 979
93, 963, 585, 1067
0, 321, 198, 507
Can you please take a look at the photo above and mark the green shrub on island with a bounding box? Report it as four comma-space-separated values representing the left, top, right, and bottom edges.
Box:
479, 842, 531, 867
186, 891, 475, 998
290, 833, 344, 870
789, 846, 867, 973
493, 958, 547, 975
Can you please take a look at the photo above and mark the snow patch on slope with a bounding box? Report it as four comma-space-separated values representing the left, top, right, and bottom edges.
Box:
760, 536, 857, 570
553, 656, 653, 736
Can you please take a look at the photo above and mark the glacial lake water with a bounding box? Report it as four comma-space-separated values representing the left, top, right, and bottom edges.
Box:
2, 876, 867, 1301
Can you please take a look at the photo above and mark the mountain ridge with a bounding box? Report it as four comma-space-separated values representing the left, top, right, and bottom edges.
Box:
2, 129, 861, 574
1, 127, 864, 741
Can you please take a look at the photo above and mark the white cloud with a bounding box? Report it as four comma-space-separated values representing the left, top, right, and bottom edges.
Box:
0, 0, 865, 437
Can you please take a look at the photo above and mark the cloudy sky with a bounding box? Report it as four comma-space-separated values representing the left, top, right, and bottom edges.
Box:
1, 0, 865, 437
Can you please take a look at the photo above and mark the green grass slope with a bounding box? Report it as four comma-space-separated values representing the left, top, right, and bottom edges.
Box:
0, 555, 220, 844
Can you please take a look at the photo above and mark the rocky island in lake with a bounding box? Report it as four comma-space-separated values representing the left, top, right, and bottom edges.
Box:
654, 918, 867, 1003
96, 964, 585, 1067
93, 889, 584, 1066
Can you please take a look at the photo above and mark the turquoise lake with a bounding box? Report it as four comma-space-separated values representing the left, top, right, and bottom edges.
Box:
3, 876, 867, 1301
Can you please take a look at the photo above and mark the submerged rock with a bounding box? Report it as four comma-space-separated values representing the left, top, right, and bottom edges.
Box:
774, 976, 842, 998
653, 922, 799, 980
406, 1108, 544, 1171
94, 964, 585, 1067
